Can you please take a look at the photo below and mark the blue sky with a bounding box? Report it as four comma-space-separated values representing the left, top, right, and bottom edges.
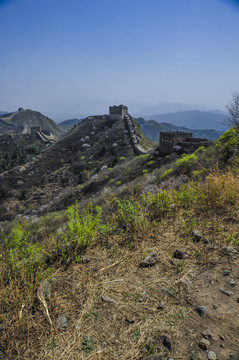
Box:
1, 0, 239, 118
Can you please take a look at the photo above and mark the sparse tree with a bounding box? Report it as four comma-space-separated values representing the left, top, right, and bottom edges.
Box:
226, 91, 239, 130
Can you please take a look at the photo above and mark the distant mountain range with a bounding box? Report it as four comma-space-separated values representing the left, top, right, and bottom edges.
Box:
142, 110, 228, 131
59, 118, 82, 127
136, 118, 224, 143
0, 108, 66, 135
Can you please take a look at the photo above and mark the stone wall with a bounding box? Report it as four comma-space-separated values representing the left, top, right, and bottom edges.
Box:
109, 105, 128, 121
159, 131, 193, 154
159, 131, 211, 155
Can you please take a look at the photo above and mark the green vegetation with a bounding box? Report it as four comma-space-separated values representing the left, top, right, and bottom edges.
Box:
80, 336, 97, 354
1, 123, 239, 359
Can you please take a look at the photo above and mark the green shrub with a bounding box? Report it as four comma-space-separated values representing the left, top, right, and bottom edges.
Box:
160, 168, 173, 180
115, 200, 143, 233
143, 190, 172, 219
194, 146, 206, 154
3, 222, 45, 280
81, 336, 97, 354
176, 153, 198, 174
116, 181, 122, 186
142, 169, 148, 174
64, 202, 103, 250
174, 185, 197, 209
147, 160, 154, 166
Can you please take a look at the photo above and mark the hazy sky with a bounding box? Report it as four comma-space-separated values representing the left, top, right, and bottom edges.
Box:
1, 0, 239, 118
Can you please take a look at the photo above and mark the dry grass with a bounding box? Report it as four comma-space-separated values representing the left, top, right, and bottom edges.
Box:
1, 169, 239, 359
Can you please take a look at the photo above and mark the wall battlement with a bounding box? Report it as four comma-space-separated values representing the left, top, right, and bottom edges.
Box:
160, 131, 193, 137
109, 105, 128, 121
159, 131, 210, 155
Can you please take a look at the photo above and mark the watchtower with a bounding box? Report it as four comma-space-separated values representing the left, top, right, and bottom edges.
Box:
159, 131, 193, 154
109, 105, 128, 121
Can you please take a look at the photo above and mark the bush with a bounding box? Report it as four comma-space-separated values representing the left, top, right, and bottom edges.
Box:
64, 202, 103, 250
176, 153, 198, 174
115, 200, 144, 233
3, 222, 45, 281
160, 168, 173, 180
143, 190, 172, 219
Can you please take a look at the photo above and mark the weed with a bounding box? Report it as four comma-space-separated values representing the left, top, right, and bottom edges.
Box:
3, 221, 45, 281
47, 339, 58, 350
115, 199, 144, 233
142, 169, 148, 174
83, 310, 99, 320
142, 341, 155, 355
189, 351, 201, 360
176, 153, 198, 174
132, 328, 141, 338
227, 232, 239, 244
81, 335, 97, 354
64, 201, 106, 251
160, 168, 173, 180
143, 190, 171, 219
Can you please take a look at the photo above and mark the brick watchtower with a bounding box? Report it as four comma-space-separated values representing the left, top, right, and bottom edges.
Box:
109, 105, 128, 121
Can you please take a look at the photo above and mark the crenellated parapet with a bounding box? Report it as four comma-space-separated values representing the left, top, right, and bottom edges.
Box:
159, 131, 211, 155
109, 105, 128, 121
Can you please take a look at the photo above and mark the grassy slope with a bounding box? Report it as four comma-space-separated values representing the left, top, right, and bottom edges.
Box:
0, 128, 239, 359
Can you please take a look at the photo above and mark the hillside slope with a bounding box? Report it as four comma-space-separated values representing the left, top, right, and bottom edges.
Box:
0, 128, 239, 359
0, 108, 66, 135
0, 114, 153, 220
137, 118, 223, 142
59, 118, 82, 126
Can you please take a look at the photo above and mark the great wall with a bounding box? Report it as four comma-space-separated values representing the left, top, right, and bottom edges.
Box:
109, 105, 147, 155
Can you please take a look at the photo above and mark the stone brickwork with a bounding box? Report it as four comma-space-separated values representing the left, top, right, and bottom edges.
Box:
160, 131, 193, 154
159, 131, 211, 155
109, 105, 128, 121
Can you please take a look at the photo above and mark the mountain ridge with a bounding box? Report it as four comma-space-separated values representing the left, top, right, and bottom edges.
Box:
0, 108, 67, 136
142, 110, 228, 131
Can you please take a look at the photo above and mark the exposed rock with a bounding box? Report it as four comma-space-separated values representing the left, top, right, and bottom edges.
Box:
180, 277, 192, 287
140, 251, 158, 267
230, 279, 236, 286
201, 329, 217, 341
198, 338, 210, 350
173, 249, 189, 259
101, 295, 116, 304
126, 314, 135, 323
158, 335, 172, 351
157, 301, 165, 310
41, 280, 52, 300
196, 306, 207, 316
208, 351, 217, 359
192, 229, 202, 242
79, 255, 91, 264
56, 314, 68, 330
219, 288, 234, 296
223, 246, 237, 255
